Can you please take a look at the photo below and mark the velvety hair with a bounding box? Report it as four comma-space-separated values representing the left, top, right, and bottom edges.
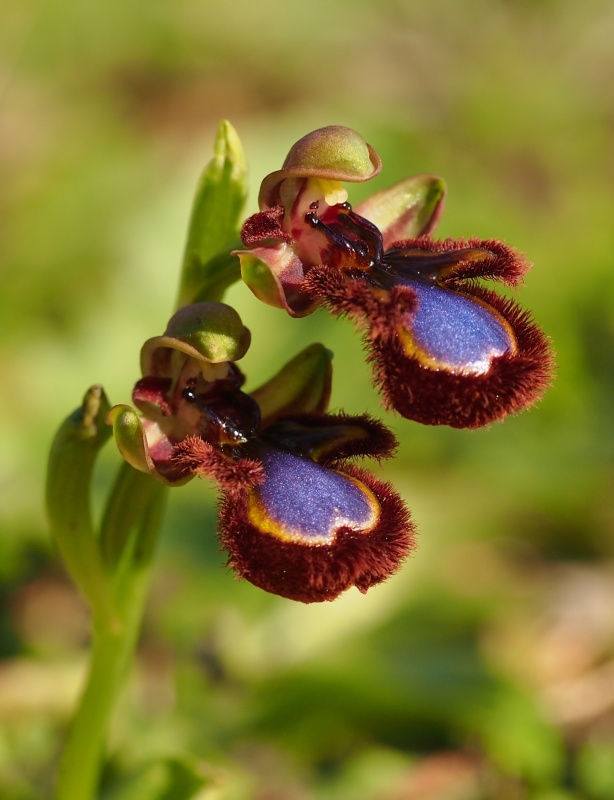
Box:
305, 265, 554, 428
218, 464, 415, 603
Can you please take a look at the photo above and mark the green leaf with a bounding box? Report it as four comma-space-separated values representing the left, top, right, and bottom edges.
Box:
102, 755, 219, 800
176, 120, 247, 307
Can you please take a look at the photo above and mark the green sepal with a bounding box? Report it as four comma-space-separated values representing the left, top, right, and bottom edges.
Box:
176, 120, 247, 307
355, 174, 447, 245
46, 385, 117, 627
140, 302, 251, 377
238, 251, 291, 312
250, 343, 333, 425
259, 125, 382, 210
238, 250, 317, 317
106, 404, 193, 487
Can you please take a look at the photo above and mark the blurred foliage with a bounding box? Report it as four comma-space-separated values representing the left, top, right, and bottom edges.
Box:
1, 0, 614, 797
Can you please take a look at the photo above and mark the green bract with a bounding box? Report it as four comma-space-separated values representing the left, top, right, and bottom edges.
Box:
176, 120, 247, 308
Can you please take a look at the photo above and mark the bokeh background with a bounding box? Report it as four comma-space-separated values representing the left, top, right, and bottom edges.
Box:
2, 0, 614, 797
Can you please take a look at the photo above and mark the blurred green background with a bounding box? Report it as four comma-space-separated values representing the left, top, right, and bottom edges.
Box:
2, 0, 614, 797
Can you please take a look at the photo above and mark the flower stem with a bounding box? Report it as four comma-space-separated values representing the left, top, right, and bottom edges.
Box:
55, 466, 167, 800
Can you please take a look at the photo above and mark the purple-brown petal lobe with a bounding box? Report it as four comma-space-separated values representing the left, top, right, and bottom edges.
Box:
386, 237, 530, 287
262, 412, 398, 462
132, 376, 173, 417
240, 206, 292, 247
171, 435, 265, 489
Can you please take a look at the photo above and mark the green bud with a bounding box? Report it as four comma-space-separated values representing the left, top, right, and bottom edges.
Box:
46, 386, 117, 626
250, 343, 333, 424
176, 120, 247, 308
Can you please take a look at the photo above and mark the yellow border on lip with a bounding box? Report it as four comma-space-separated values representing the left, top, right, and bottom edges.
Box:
246, 471, 380, 546
397, 289, 519, 376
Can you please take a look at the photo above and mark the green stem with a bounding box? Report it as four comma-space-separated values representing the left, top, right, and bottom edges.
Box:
189, 244, 242, 306
55, 467, 167, 800
56, 625, 138, 800
100, 460, 160, 570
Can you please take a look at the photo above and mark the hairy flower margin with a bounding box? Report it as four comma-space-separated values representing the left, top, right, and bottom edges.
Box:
237, 126, 554, 428
108, 303, 415, 603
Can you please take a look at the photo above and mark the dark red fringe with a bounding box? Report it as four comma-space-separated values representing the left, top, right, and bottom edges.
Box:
304, 267, 554, 429
218, 464, 416, 603
171, 435, 265, 489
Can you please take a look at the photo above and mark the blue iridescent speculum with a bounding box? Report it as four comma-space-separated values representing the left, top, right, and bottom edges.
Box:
394, 279, 517, 375
247, 448, 379, 545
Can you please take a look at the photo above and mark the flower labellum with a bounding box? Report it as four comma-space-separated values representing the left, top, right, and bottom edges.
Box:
169, 398, 414, 604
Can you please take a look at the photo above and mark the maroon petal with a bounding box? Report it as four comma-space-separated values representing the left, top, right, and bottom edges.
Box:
240, 206, 292, 247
